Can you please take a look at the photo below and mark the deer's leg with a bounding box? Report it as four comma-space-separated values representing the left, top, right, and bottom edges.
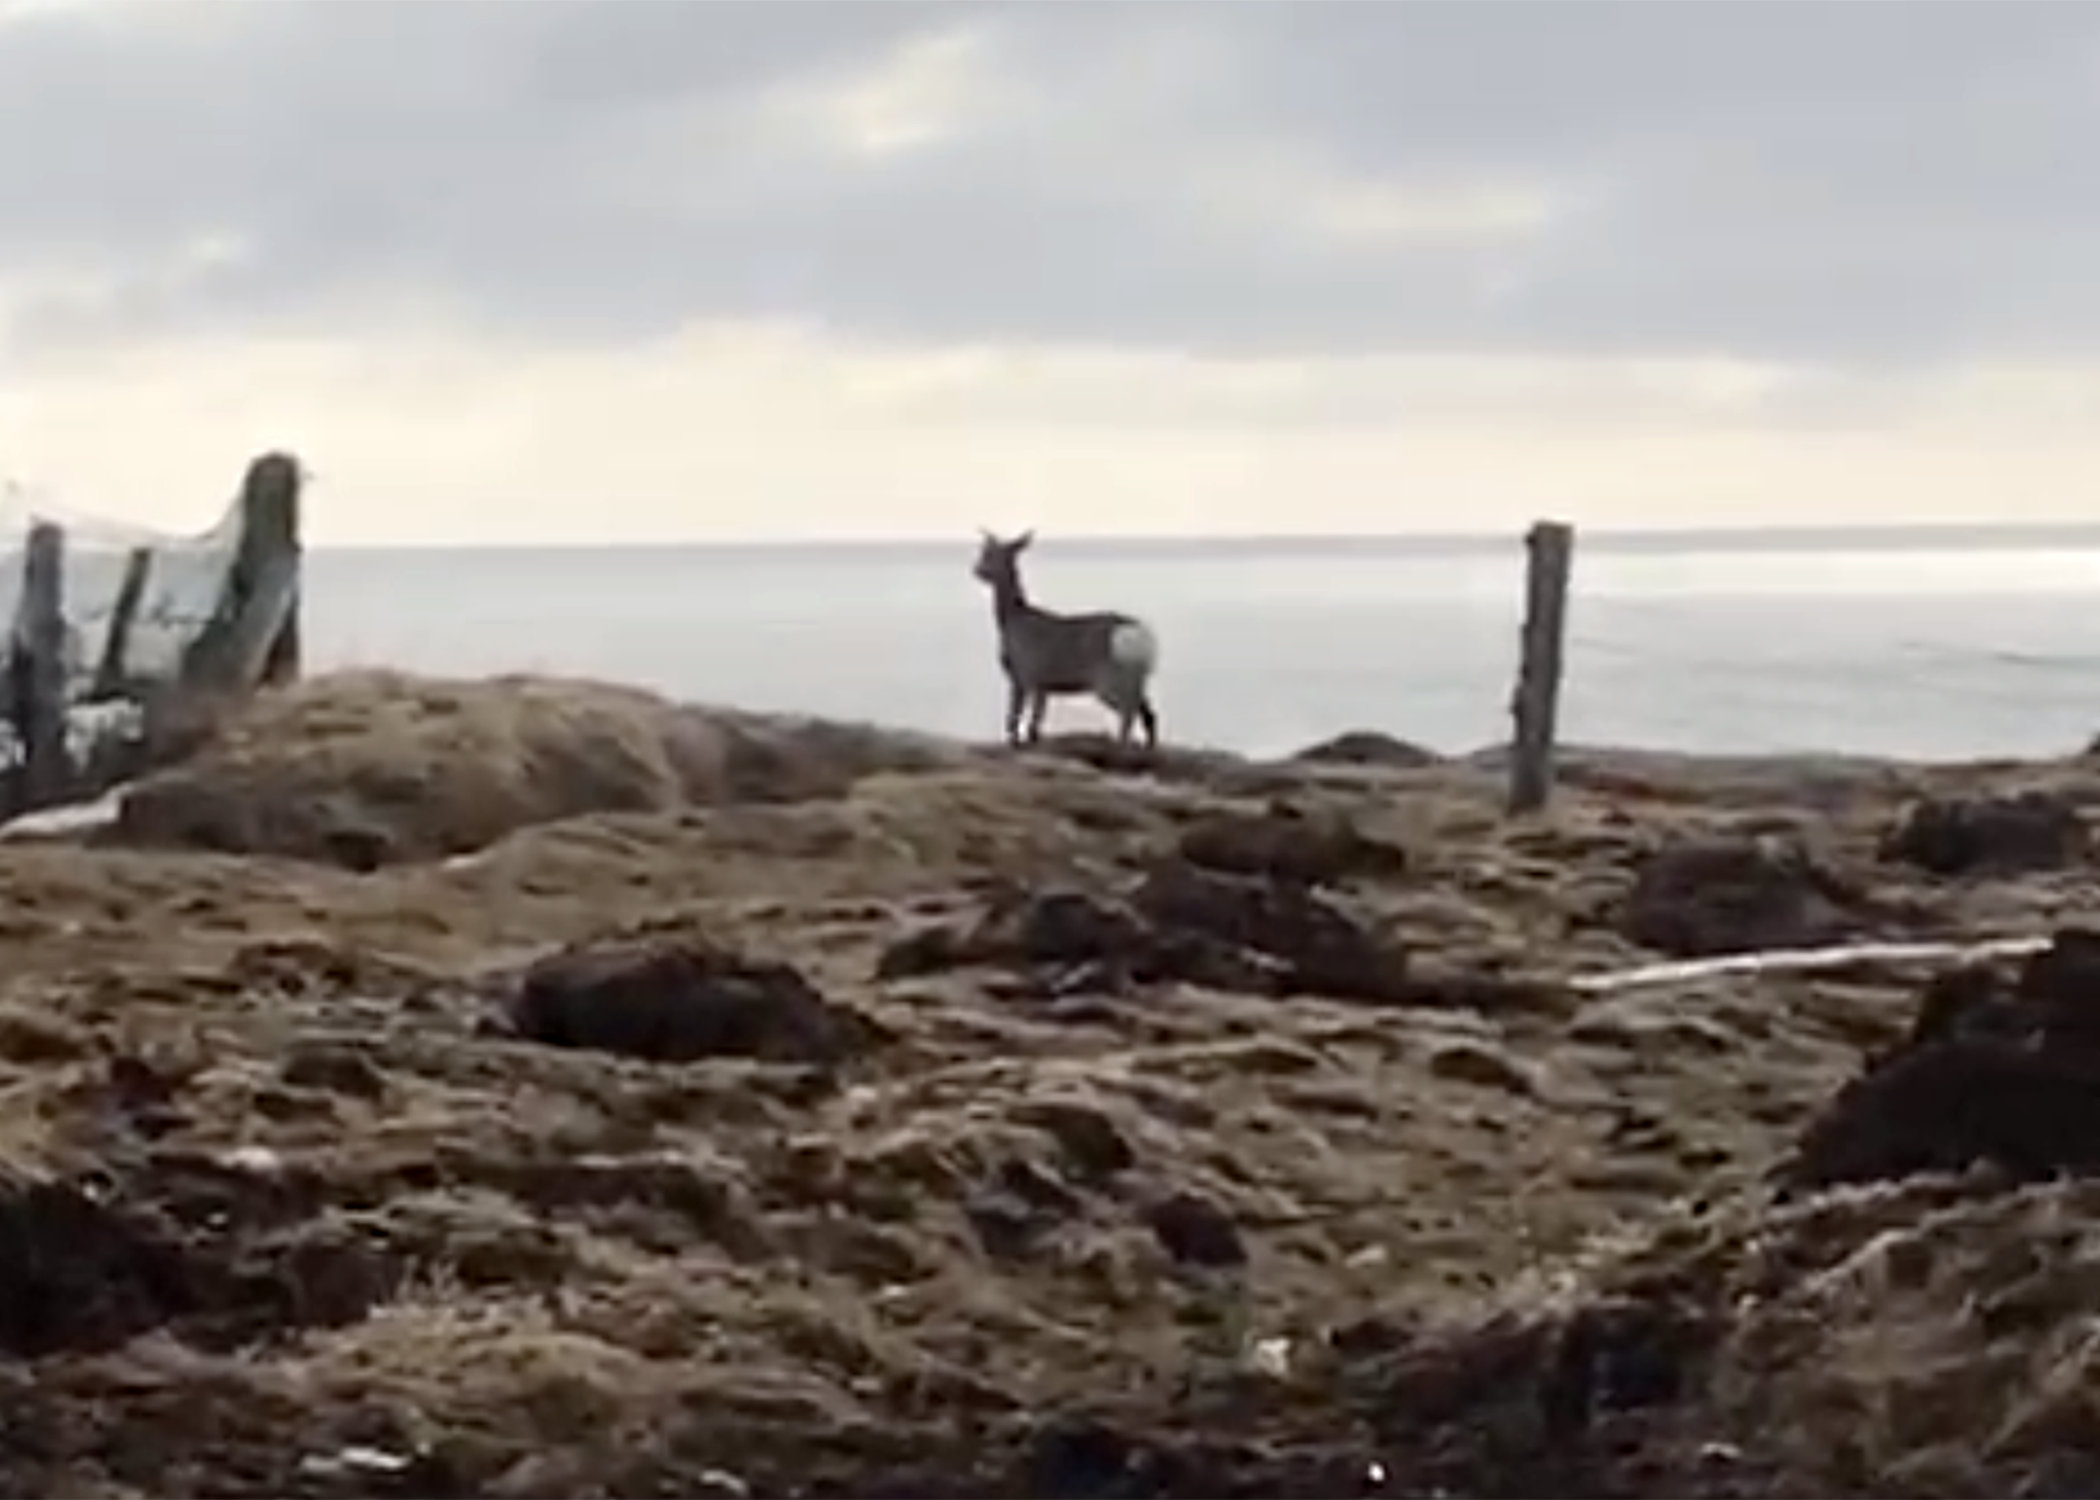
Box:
1003, 678, 1028, 747
1102, 674, 1153, 750
1108, 689, 1137, 745
1024, 690, 1049, 744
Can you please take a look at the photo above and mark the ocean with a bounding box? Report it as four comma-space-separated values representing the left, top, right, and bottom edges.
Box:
297, 528, 2100, 764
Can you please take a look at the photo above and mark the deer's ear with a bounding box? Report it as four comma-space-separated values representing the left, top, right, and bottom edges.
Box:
1015, 529, 1035, 549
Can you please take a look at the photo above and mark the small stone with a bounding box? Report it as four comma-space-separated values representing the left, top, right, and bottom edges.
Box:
220, 1144, 284, 1175
1425, 1039, 1540, 1098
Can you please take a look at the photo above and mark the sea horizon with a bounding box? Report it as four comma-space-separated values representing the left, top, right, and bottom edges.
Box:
304, 519, 2100, 559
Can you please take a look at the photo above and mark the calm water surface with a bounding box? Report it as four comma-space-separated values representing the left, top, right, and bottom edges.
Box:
292, 531, 2100, 761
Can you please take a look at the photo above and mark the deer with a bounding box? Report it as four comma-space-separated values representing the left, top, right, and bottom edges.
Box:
971, 529, 1161, 750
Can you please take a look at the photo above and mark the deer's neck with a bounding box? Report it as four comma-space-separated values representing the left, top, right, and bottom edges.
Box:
990, 573, 1034, 629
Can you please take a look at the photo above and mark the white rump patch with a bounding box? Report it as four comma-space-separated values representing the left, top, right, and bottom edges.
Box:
1109, 621, 1158, 675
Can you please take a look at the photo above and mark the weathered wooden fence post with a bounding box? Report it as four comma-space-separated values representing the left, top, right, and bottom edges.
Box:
249, 452, 301, 686
16, 521, 70, 811
181, 450, 304, 695
1507, 519, 1574, 816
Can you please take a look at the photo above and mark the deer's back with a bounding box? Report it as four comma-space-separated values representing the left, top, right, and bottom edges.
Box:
1002, 607, 1147, 692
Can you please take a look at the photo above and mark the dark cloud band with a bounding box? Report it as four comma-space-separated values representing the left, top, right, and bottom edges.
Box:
0, 1, 2091, 367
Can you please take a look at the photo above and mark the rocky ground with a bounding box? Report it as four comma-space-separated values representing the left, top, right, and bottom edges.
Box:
1, 668, 2098, 1497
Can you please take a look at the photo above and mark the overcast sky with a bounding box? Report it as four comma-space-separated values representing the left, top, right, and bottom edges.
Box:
2, 0, 2097, 544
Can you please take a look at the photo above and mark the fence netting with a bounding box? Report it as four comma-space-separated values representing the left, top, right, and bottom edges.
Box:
0, 485, 246, 776
0, 488, 244, 701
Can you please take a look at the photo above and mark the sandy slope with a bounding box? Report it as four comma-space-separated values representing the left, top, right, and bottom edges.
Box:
0, 670, 2093, 1497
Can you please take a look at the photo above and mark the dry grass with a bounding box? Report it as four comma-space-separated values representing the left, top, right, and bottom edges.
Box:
110, 669, 964, 867
0, 671, 2089, 1495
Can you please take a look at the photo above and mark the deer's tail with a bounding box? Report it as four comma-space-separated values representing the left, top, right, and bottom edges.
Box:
1109, 620, 1159, 678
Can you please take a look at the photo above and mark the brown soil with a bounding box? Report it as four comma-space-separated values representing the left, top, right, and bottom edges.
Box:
2, 670, 2098, 1496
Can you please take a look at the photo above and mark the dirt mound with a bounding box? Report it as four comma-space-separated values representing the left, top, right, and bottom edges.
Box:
1618, 833, 1868, 957
1288, 729, 1442, 769
1237, 1174, 2100, 1499
880, 856, 1558, 1016
507, 934, 884, 1065
0, 1154, 402, 1359
111, 671, 961, 869
1174, 804, 1411, 886
1779, 927, 2100, 1192
876, 862, 1424, 1007
1880, 789, 2088, 877
843, 1167, 2100, 1496
1013, 731, 1277, 791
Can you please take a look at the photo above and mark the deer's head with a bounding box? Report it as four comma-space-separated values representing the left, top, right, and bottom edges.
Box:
972, 528, 1034, 587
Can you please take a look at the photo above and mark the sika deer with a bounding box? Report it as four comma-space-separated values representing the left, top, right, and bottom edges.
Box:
972, 529, 1161, 749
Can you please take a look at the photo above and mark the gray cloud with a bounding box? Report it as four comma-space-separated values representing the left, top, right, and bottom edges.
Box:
1, 0, 2096, 367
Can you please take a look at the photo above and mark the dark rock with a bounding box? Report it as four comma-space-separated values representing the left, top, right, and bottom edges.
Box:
0, 1154, 394, 1359
321, 824, 394, 874
1174, 802, 1409, 886
1780, 1036, 2100, 1192
1426, 1040, 1540, 1097
1023, 1416, 1142, 1497
1133, 861, 1414, 1004
1618, 835, 1863, 958
965, 1179, 1070, 1262
95, 1053, 190, 1138
1906, 961, 2004, 1048
1016, 732, 1239, 786
1881, 790, 2087, 877
0, 1178, 197, 1356
989, 888, 1155, 967
872, 923, 962, 981
510, 938, 875, 1065
1011, 1099, 1137, 1180
876, 857, 1428, 1010
1145, 1189, 1246, 1268
1539, 1296, 1716, 1438
1401, 967, 1572, 1017
1778, 928, 2100, 1192
0, 1009, 89, 1065
280, 1042, 388, 1100
2015, 924, 2100, 1023
875, 887, 1151, 985
258, 1225, 396, 1330
1288, 729, 1441, 769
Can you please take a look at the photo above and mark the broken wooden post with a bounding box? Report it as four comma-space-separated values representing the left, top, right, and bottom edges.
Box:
91, 544, 153, 699
15, 521, 69, 811
1507, 520, 1574, 816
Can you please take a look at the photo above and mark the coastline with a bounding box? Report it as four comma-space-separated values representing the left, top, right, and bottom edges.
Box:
0, 667, 2093, 1496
